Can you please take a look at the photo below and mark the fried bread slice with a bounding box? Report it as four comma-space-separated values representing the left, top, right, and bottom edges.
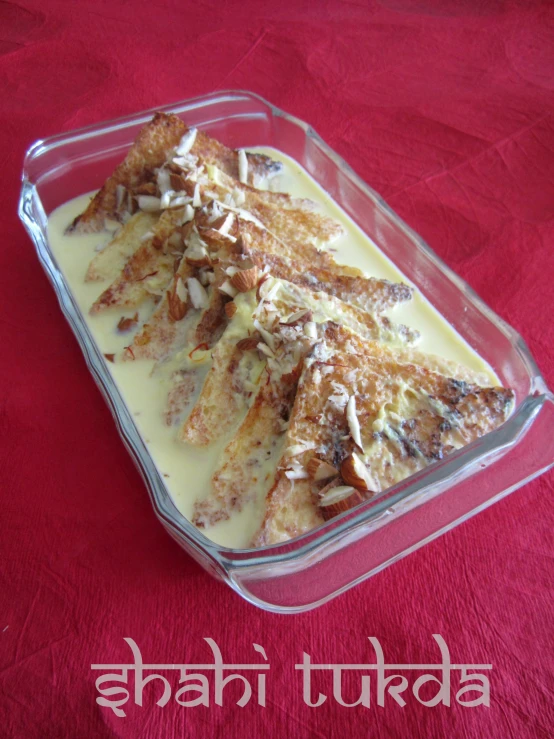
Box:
90, 206, 190, 314
85, 212, 159, 283
180, 276, 419, 447
126, 225, 238, 362
191, 318, 414, 528
238, 192, 342, 247
68, 113, 189, 233
177, 294, 266, 442
86, 172, 346, 317
190, 309, 509, 534
205, 166, 343, 245
68, 113, 283, 233
192, 322, 322, 530
122, 205, 415, 363
238, 222, 412, 313
253, 345, 514, 546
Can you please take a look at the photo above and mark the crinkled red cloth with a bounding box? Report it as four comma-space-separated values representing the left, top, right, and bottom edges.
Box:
1, 1, 553, 737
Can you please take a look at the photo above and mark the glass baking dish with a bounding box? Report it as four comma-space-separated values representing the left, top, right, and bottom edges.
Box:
19, 90, 554, 613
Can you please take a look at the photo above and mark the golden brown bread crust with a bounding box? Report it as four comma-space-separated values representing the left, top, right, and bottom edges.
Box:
193, 131, 283, 184
238, 223, 413, 314
190, 323, 354, 526
126, 226, 235, 362
67, 113, 284, 234
193, 366, 301, 530
90, 207, 186, 314
179, 280, 419, 450
68, 113, 188, 234
178, 339, 260, 444
164, 371, 198, 426
122, 212, 415, 364
128, 263, 195, 362
85, 212, 158, 283
241, 193, 343, 246
253, 345, 514, 546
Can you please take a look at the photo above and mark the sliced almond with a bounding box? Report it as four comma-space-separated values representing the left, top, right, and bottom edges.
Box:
117, 312, 139, 333
257, 342, 275, 358
170, 195, 191, 208
201, 269, 215, 285
115, 184, 127, 212
238, 149, 248, 184
236, 334, 261, 351
318, 483, 364, 521
167, 231, 182, 249
346, 395, 364, 451
134, 182, 157, 196
192, 183, 202, 208
253, 319, 275, 351
303, 321, 317, 339
283, 308, 311, 325
285, 468, 309, 480
218, 212, 235, 237
219, 279, 238, 298
185, 254, 211, 268
167, 278, 188, 321
340, 452, 374, 492
157, 168, 171, 195
256, 273, 271, 301
137, 195, 161, 212
169, 173, 188, 192
224, 301, 237, 319
208, 201, 224, 224
306, 457, 338, 482
179, 204, 195, 225
175, 275, 188, 302
187, 277, 209, 310
176, 128, 197, 156
160, 190, 175, 209
140, 230, 155, 243
231, 266, 259, 293
184, 229, 210, 266
173, 153, 198, 171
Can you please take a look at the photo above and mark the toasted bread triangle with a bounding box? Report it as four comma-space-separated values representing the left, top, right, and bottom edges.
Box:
68, 113, 188, 233
122, 211, 414, 365
253, 346, 514, 546
85, 212, 159, 283
180, 278, 419, 446
90, 207, 187, 314
68, 112, 283, 233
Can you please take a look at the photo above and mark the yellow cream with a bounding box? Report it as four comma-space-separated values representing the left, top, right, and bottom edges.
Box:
46, 147, 497, 548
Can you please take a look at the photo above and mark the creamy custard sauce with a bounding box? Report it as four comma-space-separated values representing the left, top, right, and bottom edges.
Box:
47, 147, 497, 548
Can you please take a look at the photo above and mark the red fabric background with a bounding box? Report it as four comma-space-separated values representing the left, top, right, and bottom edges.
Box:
1, 1, 553, 736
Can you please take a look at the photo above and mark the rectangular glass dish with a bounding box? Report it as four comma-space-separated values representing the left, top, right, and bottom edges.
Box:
19, 90, 554, 613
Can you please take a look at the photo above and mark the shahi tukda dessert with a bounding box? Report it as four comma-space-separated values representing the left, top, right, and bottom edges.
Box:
47, 113, 514, 548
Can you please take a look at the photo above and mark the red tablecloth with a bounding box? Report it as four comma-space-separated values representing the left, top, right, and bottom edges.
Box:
2, 1, 553, 737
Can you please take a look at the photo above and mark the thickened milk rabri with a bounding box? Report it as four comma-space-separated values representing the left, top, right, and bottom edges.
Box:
47, 147, 498, 548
